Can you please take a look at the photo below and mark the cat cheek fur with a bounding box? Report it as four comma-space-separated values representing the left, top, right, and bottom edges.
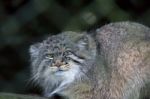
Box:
29, 43, 42, 58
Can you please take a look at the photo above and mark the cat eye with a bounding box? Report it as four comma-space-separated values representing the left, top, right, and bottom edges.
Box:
66, 50, 74, 54
66, 57, 71, 60
62, 50, 72, 56
45, 54, 54, 60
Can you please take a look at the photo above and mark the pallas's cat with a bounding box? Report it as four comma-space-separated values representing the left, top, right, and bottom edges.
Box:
29, 22, 150, 99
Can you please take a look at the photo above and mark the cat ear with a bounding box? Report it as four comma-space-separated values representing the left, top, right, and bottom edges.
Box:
77, 34, 96, 51
77, 36, 89, 50
29, 43, 41, 56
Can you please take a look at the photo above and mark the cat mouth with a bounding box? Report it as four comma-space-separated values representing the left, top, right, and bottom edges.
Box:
54, 69, 68, 76
50, 64, 70, 73
57, 68, 68, 72
54, 64, 71, 76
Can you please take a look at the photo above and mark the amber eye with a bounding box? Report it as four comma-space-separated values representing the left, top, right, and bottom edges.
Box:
45, 54, 54, 60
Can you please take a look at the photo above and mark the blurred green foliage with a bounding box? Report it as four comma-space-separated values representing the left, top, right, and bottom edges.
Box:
0, 0, 150, 96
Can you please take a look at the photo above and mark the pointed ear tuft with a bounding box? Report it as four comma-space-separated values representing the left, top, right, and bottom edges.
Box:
29, 43, 41, 56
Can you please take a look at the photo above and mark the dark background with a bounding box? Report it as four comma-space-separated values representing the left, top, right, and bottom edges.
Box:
0, 0, 150, 96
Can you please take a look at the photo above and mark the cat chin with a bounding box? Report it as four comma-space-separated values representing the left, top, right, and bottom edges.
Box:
46, 61, 81, 96
54, 71, 68, 76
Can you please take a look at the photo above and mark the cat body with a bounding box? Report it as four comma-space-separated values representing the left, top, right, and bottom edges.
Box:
30, 22, 150, 99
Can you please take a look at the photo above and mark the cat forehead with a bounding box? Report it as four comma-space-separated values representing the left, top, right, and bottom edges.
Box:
41, 33, 88, 53
42, 34, 74, 50
43, 33, 85, 46
45, 36, 69, 45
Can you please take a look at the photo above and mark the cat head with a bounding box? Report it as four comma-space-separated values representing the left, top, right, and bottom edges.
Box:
29, 32, 96, 84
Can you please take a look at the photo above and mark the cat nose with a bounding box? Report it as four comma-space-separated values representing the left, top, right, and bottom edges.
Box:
55, 59, 63, 67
